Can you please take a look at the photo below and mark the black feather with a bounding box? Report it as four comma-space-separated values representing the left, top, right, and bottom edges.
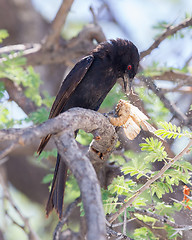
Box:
37, 39, 140, 218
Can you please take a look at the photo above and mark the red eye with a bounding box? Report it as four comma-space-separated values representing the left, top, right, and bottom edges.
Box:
127, 65, 132, 70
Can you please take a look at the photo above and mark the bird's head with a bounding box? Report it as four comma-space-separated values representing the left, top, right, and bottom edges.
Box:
111, 39, 140, 93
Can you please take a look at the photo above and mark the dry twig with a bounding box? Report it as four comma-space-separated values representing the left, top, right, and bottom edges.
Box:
140, 17, 192, 59
0, 175, 40, 240
42, 0, 74, 50
140, 76, 190, 126
54, 197, 81, 240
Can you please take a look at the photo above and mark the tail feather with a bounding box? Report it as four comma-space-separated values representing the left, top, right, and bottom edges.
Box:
37, 134, 52, 155
46, 154, 68, 219
38, 135, 68, 219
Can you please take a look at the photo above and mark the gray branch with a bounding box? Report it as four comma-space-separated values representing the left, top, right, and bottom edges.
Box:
0, 108, 118, 240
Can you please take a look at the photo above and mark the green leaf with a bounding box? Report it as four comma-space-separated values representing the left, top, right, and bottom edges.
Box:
173, 160, 192, 172
164, 168, 190, 185
108, 176, 135, 196
0, 53, 43, 106
0, 82, 5, 99
42, 173, 53, 184
100, 83, 125, 109
133, 227, 157, 240
134, 213, 156, 223
35, 149, 57, 162
140, 137, 167, 162
42, 91, 54, 108
151, 182, 166, 199
153, 21, 169, 30
103, 197, 119, 214
76, 129, 93, 146
156, 122, 192, 139
0, 29, 9, 43
26, 107, 49, 124
0, 104, 21, 129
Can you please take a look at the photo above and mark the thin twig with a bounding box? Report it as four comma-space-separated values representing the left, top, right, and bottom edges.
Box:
106, 226, 130, 239
90, 6, 98, 25
140, 17, 192, 59
108, 138, 192, 224
161, 86, 192, 94
112, 218, 136, 228
5, 210, 25, 230
185, 55, 192, 67
170, 197, 189, 208
42, 0, 74, 50
0, 175, 40, 240
0, 43, 40, 54
132, 208, 187, 229
53, 197, 81, 240
123, 209, 127, 235
141, 76, 189, 126
151, 70, 192, 84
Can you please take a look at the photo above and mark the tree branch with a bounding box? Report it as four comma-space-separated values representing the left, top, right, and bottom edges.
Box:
140, 17, 192, 59
132, 208, 190, 229
0, 108, 117, 239
42, 0, 74, 50
151, 70, 192, 83
0, 78, 37, 115
108, 138, 192, 224
0, 24, 106, 67
55, 130, 106, 240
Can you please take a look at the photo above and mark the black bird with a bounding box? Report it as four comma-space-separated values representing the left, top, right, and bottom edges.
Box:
37, 38, 139, 218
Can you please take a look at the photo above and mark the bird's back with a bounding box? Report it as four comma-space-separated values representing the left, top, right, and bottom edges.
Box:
61, 56, 117, 112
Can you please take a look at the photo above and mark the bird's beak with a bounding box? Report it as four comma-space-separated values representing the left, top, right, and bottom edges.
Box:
123, 75, 133, 95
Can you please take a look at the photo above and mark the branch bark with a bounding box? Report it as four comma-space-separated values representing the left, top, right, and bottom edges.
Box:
0, 108, 118, 240
55, 130, 106, 240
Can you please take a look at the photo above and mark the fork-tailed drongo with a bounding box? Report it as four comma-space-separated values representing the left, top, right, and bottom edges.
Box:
37, 38, 140, 218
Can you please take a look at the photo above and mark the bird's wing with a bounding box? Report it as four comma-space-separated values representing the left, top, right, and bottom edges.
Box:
37, 55, 94, 155
49, 55, 94, 118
